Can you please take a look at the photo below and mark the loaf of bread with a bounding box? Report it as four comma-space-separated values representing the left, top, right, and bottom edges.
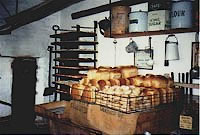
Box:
151, 75, 168, 89
71, 83, 85, 100
87, 69, 97, 80
130, 75, 144, 87
98, 80, 111, 90
98, 66, 112, 71
120, 65, 138, 78
118, 78, 131, 86
109, 79, 120, 86
89, 79, 99, 88
167, 77, 174, 88
80, 77, 90, 86
109, 70, 121, 80
143, 74, 155, 88
95, 70, 110, 81
81, 86, 97, 103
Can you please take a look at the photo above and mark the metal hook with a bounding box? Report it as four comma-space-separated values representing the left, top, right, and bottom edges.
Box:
113, 38, 117, 44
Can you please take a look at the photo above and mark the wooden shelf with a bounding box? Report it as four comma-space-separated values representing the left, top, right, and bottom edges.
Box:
53, 81, 77, 87
52, 49, 98, 54
105, 27, 198, 38
51, 41, 98, 46
54, 57, 97, 63
53, 65, 94, 70
50, 31, 97, 38
53, 74, 86, 79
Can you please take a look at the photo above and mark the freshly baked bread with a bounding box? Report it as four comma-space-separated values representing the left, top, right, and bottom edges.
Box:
131, 75, 144, 87
120, 65, 138, 78
118, 78, 130, 86
87, 69, 97, 80
143, 74, 155, 88
151, 75, 168, 89
71, 83, 85, 100
80, 77, 90, 85
82, 86, 97, 103
109, 70, 121, 79
95, 70, 110, 81
89, 79, 99, 89
98, 66, 112, 71
109, 79, 120, 86
167, 78, 174, 88
98, 80, 111, 90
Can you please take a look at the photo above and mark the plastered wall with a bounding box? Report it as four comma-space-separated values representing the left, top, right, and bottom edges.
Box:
0, 11, 60, 117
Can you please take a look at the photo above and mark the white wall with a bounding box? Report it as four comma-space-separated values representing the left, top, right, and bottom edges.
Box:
60, 0, 197, 81
0, 11, 60, 117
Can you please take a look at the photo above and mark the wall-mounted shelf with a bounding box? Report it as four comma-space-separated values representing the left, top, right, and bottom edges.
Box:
53, 66, 94, 70
105, 27, 198, 38
51, 41, 98, 46
53, 58, 97, 63
50, 31, 97, 38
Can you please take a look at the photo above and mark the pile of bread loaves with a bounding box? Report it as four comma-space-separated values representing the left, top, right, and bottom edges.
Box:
71, 65, 179, 112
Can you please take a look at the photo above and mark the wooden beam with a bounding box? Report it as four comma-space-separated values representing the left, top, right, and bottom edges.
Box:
71, 0, 148, 19
0, 0, 85, 33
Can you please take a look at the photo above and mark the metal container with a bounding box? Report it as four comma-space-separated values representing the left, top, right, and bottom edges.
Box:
171, 0, 193, 29
129, 11, 148, 32
111, 6, 130, 34
148, 10, 170, 31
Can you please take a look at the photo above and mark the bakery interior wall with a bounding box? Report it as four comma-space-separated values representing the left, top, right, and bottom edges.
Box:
60, 0, 197, 89
0, 0, 61, 117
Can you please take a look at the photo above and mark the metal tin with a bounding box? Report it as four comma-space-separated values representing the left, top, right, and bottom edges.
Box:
129, 11, 148, 32
171, 0, 193, 29
111, 6, 131, 34
148, 10, 170, 31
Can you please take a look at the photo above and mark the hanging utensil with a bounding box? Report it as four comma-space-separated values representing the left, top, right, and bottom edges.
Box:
125, 38, 138, 53
43, 46, 56, 96
164, 34, 180, 66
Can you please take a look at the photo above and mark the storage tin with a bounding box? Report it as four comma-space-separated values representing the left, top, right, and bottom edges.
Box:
129, 11, 148, 32
148, 10, 170, 31
111, 6, 131, 34
171, 0, 193, 29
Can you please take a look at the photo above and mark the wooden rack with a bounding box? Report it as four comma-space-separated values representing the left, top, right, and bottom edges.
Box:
50, 22, 98, 100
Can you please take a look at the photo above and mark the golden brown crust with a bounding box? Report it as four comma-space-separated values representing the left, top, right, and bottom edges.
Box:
98, 80, 110, 90
87, 69, 97, 80
109, 70, 121, 80
95, 70, 110, 81
132, 75, 144, 87
151, 75, 168, 89
118, 78, 130, 86
143, 74, 155, 88
97, 66, 112, 71
109, 79, 120, 86
89, 79, 99, 88
120, 66, 138, 78
79, 77, 90, 85
167, 78, 174, 88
